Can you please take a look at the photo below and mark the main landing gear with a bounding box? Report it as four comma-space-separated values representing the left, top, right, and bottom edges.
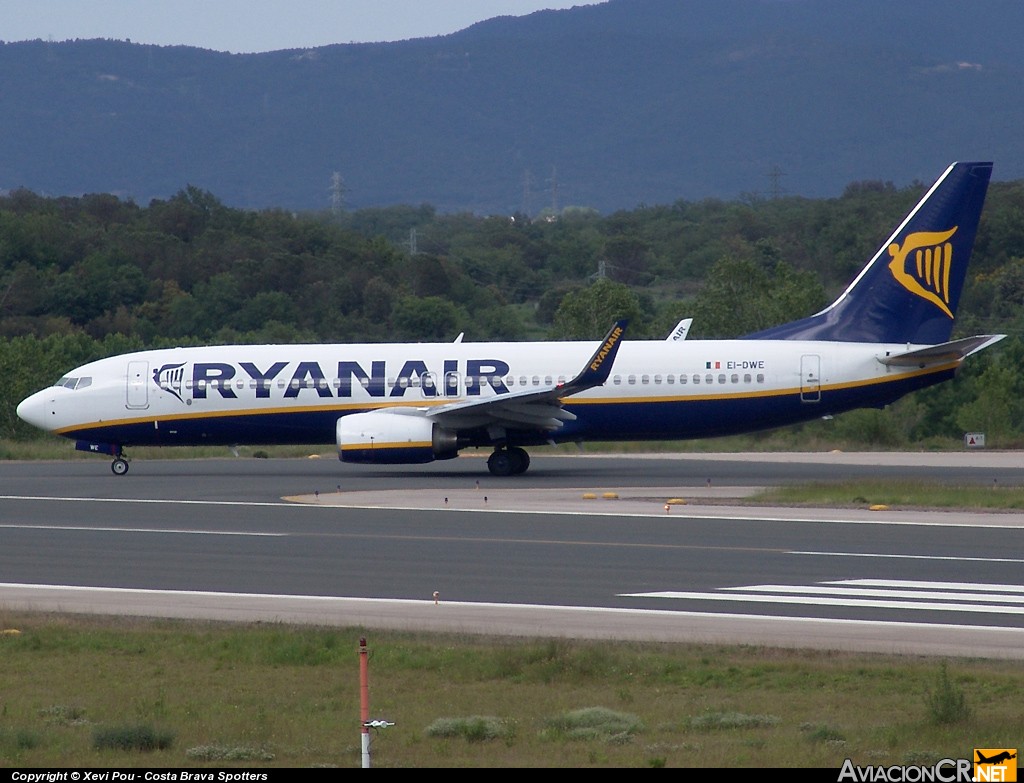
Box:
487, 446, 530, 477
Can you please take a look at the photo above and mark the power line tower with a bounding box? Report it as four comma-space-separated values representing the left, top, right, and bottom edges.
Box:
405, 228, 419, 255
766, 165, 786, 199
522, 169, 533, 216
329, 171, 347, 215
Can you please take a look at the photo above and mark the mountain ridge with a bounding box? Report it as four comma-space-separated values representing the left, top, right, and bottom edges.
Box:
1, 0, 1021, 213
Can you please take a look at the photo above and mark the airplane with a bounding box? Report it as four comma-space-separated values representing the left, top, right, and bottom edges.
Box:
976, 751, 1016, 765
17, 161, 1003, 477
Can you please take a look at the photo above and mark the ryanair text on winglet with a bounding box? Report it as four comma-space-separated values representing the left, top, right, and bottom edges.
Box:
590, 326, 624, 372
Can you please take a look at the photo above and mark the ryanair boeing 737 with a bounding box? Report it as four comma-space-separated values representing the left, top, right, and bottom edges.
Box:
17, 162, 1004, 476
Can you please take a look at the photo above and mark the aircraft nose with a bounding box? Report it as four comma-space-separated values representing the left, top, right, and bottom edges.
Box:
16, 389, 54, 431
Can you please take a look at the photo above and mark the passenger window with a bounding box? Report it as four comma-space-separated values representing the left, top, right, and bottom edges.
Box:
613, 375, 622, 385
628, 375, 636, 385
757, 373, 765, 383
706, 374, 713, 384
718, 374, 726, 384
744, 374, 751, 383
641, 375, 650, 384
692, 375, 700, 384
666, 375, 674, 384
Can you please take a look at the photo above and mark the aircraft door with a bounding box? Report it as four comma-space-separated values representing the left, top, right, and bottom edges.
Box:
443, 370, 463, 398
800, 354, 821, 403
126, 360, 149, 409
420, 372, 438, 399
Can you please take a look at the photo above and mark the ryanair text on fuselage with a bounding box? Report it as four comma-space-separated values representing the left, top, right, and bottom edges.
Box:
157, 358, 518, 402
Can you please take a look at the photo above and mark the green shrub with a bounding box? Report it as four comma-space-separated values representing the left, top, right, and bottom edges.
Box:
543, 707, 643, 742
93, 723, 174, 752
688, 711, 780, 730
925, 663, 972, 725
425, 715, 509, 742
185, 744, 275, 761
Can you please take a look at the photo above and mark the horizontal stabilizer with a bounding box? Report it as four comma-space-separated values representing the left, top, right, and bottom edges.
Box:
879, 335, 1006, 367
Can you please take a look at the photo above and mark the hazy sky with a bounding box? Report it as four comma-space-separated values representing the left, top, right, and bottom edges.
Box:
3, 1, 608, 52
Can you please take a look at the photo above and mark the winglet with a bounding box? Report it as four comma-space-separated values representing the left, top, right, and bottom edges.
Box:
563, 319, 628, 392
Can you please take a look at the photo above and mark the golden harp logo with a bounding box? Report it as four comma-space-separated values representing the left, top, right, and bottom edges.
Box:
887, 227, 958, 318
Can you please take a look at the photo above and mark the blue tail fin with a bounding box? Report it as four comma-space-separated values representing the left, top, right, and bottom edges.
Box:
747, 161, 992, 344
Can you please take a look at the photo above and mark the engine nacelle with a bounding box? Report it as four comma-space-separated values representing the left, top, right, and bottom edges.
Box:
337, 411, 458, 464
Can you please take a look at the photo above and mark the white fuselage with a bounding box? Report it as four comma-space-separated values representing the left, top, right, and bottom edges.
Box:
16, 337, 957, 449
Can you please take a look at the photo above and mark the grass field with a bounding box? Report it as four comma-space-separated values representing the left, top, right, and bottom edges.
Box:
0, 613, 1020, 769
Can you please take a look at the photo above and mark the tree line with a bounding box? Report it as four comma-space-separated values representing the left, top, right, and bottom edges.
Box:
2, 177, 1023, 445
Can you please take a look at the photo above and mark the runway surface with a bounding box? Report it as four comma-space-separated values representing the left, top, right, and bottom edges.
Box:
2, 450, 1023, 658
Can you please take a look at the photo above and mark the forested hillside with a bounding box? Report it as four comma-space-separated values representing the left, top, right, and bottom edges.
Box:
2, 176, 1023, 446
3, 0, 1024, 212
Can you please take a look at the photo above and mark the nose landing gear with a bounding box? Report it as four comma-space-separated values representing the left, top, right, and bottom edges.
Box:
111, 447, 129, 476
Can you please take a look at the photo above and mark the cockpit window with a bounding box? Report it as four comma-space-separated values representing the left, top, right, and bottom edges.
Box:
55, 376, 92, 390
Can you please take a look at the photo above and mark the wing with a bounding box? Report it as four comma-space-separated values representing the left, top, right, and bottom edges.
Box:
426, 320, 628, 432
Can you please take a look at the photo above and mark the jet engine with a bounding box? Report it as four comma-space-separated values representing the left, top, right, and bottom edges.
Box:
337, 410, 458, 464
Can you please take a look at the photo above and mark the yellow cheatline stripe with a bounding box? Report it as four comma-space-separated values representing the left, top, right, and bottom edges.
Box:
55, 361, 960, 435
339, 441, 432, 452
53, 398, 444, 436
568, 361, 961, 405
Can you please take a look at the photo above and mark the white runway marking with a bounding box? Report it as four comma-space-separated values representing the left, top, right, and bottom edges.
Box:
792, 550, 1024, 564
833, 579, 1024, 592
2, 582, 1022, 633
0, 494, 290, 507
0, 523, 283, 537
623, 579, 1024, 615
